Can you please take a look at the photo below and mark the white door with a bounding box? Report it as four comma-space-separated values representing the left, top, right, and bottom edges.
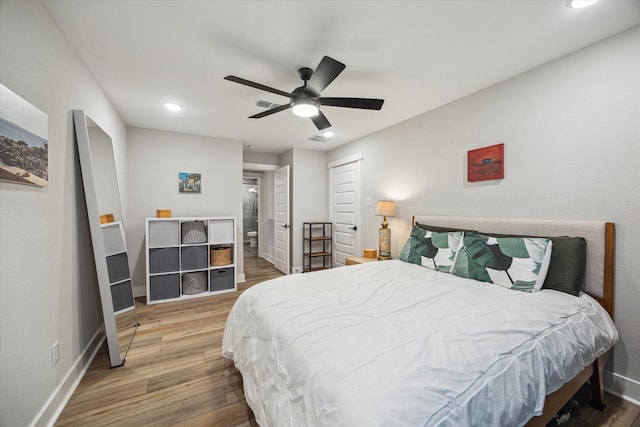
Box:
274, 165, 290, 274
330, 160, 362, 266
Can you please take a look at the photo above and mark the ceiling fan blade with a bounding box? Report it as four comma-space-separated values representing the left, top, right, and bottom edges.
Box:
249, 103, 291, 119
224, 75, 291, 98
320, 97, 384, 110
311, 111, 331, 131
306, 56, 346, 96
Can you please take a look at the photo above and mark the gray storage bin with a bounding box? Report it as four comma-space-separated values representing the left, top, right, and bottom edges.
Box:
181, 221, 207, 244
102, 224, 126, 256
149, 274, 180, 301
149, 247, 180, 274
181, 245, 208, 271
110, 281, 134, 312
106, 253, 130, 284
210, 267, 234, 292
149, 220, 180, 247
182, 271, 208, 295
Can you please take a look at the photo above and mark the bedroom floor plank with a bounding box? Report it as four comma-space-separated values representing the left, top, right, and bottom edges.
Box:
55, 256, 282, 426
55, 254, 638, 426
566, 384, 640, 427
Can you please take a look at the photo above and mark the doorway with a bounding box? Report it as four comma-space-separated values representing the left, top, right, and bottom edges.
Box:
241, 165, 283, 278
242, 178, 259, 260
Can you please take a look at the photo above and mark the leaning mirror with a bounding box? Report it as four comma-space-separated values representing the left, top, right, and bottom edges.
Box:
73, 110, 138, 367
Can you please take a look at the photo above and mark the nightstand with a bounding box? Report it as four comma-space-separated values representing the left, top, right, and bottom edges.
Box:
345, 256, 378, 266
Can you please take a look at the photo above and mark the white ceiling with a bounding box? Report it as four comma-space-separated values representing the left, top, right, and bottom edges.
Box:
42, 0, 640, 154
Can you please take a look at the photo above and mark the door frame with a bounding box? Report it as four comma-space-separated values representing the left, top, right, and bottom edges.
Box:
242, 163, 280, 274
242, 175, 261, 257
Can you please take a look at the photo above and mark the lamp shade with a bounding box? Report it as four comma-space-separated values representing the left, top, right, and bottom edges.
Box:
375, 200, 395, 217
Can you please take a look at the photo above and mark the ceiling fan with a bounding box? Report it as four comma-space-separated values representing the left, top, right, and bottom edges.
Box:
224, 56, 384, 131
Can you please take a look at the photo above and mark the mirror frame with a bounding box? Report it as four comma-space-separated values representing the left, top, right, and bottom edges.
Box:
73, 110, 137, 367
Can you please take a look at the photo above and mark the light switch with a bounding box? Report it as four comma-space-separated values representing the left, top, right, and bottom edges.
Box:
366, 197, 371, 207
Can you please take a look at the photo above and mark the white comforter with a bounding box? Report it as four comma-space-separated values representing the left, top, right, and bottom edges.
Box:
222, 260, 618, 427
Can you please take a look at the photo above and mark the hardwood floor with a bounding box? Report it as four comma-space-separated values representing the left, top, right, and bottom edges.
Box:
565, 386, 640, 427
56, 255, 281, 427
56, 254, 639, 426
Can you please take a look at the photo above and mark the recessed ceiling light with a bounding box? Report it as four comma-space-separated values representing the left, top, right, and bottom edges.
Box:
323, 131, 334, 138
567, 0, 599, 8
164, 102, 182, 112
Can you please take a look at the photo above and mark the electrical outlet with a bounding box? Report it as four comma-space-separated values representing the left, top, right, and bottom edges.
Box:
291, 267, 303, 274
52, 341, 60, 367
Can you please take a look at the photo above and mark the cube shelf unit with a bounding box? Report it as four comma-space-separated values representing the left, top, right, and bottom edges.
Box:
145, 216, 237, 305
303, 221, 333, 272
102, 221, 135, 314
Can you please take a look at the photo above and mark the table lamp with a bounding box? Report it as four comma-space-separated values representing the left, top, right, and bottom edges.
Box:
375, 200, 395, 260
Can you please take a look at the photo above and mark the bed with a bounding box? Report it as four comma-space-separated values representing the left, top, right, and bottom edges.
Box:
223, 216, 618, 426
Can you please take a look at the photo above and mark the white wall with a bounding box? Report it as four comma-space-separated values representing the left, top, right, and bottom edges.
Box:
282, 148, 329, 272
0, 1, 128, 426
126, 127, 244, 295
329, 27, 640, 402
243, 150, 279, 165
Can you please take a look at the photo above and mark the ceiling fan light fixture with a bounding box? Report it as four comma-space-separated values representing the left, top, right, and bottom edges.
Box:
567, 0, 599, 8
291, 100, 319, 118
225, 56, 384, 131
164, 102, 182, 112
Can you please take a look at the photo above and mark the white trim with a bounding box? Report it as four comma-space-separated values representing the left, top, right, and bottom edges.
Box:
30, 328, 106, 427
243, 162, 279, 171
604, 369, 640, 406
327, 152, 363, 169
237, 273, 246, 283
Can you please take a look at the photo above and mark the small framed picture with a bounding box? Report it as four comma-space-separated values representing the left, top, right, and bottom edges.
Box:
467, 143, 504, 182
178, 172, 201, 193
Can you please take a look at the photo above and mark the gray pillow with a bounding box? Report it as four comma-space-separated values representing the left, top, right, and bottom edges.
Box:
415, 222, 477, 234
541, 236, 586, 296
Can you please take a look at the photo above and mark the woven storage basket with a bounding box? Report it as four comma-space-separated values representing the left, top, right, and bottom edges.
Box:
181, 221, 207, 244
210, 246, 232, 266
182, 271, 207, 295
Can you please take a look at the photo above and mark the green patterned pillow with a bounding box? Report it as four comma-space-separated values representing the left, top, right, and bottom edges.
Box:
399, 225, 464, 272
451, 233, 553, 292
481, 233, 586, 296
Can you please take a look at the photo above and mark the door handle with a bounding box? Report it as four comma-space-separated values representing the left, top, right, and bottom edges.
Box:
282, 224, 291, 229
350, 226, 358, 231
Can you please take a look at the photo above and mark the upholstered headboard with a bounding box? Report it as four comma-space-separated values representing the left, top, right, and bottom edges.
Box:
412, 216, 615, 318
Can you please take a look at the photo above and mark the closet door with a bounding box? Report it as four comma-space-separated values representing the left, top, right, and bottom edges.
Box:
330, 158, 362, 267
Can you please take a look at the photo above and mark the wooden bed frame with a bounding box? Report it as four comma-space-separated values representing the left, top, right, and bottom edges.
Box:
411, 216, 615, 426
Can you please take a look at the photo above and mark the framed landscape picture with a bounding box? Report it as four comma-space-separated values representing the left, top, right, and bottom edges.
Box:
467, 143, 504, 182
179, 172, 201, 193
0, 84, 48, 187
